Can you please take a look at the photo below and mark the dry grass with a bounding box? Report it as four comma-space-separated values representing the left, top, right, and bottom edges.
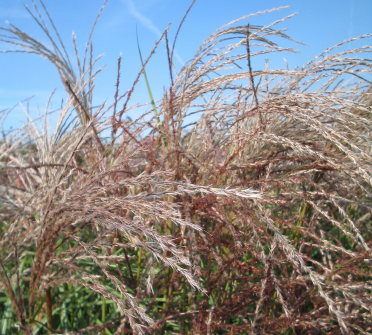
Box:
0, 1, 371, 334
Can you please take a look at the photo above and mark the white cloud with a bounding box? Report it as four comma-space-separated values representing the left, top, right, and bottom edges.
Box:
123, 0, 185, 66
126, 0, 162, 36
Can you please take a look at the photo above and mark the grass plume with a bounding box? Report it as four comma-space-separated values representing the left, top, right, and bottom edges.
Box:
0, 1, 371, 334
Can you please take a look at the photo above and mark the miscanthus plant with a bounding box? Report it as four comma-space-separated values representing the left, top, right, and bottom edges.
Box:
0, 1, 371, 334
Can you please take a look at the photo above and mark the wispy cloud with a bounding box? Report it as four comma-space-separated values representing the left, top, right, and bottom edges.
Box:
123, 0, 185, 66
126, 0, 162, 36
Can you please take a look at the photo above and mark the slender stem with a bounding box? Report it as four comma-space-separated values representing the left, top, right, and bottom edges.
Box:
124, 247, 136, 292
246, 24, 262, 125
136, 248, 142, 286
45, 288, 53, 333
102, 293, 106, 324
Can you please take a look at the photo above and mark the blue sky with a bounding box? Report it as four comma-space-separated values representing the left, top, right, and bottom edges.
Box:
0, 0, 371, 131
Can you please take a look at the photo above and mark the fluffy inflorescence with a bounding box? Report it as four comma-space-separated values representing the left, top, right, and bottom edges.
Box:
0, 2, 371, 334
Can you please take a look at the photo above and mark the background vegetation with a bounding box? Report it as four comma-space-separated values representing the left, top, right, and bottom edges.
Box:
0, 1, 371, 334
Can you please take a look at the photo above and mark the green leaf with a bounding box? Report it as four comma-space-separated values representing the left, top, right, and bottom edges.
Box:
136, 24, 159, 122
